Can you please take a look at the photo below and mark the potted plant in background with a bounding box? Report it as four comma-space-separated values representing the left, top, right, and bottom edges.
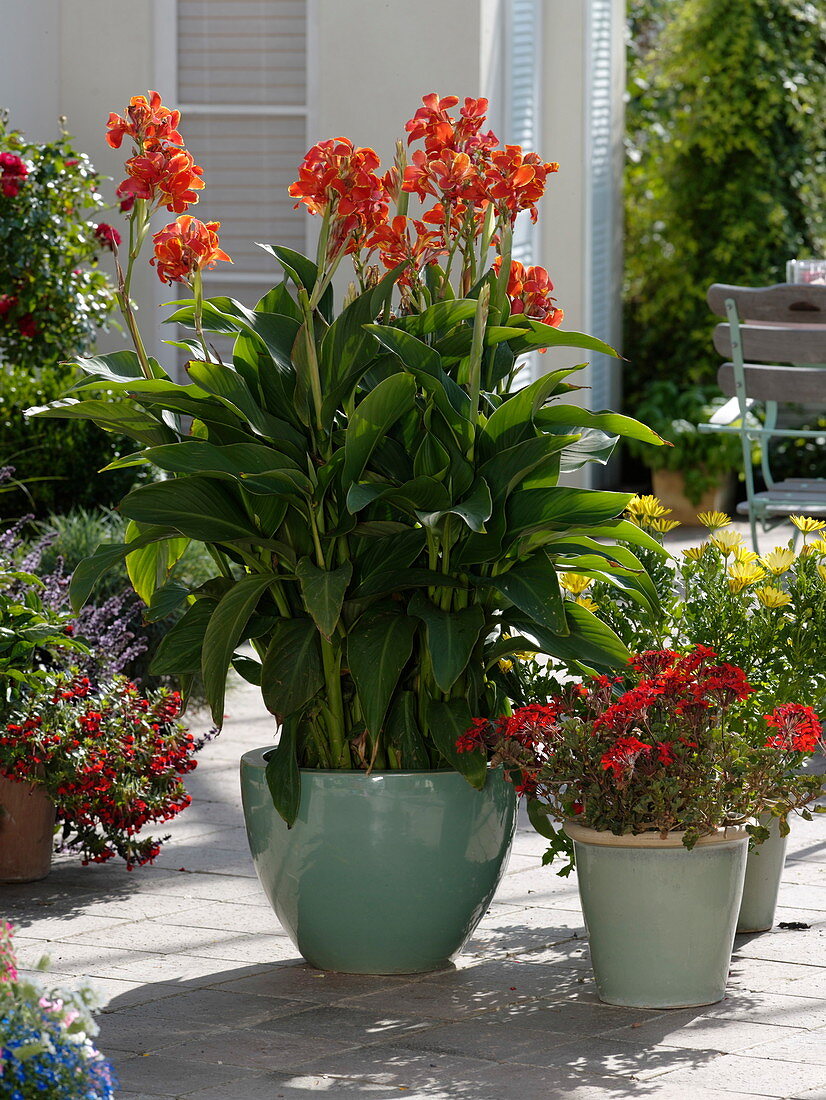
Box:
580, 502, 826, 933
623, 380, 742, 523
0, 920, 117, 1098
33, 91, 667, 973
461, 645, 824, 1008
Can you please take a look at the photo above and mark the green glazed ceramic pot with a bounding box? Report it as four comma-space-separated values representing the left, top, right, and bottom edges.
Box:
240, 750, 517, 974
737, 814, 789, 934
564, 822, 748, 1009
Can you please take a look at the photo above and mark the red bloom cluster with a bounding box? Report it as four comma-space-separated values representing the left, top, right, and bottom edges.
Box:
93, 222, 122, 252
600, 735, 650, 778
289, 138, 390, 261
151, 214, 232, 285
0, 151, 28, 197
1, 676, 204, 870
764, 703, 823, 754
107, 90, 204, 215
495, 258, 564, 327
367, 215, 445, 285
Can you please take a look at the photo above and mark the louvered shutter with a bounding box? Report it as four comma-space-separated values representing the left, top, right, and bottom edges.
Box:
176, 0, 308, 350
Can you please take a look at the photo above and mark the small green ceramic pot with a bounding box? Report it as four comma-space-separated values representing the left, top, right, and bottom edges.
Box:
564, 822, 749, 1009
737, 814, 789, 934
240, 751, 517, 974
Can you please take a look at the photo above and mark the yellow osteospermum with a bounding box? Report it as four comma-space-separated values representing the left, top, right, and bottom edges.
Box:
756, 586, 792, 609
711, 529, 744, 556
625, 495, 671, 521
683, 543, 709, 562
697, 511, 732, 532
575, 596, 599, 613
790, 515, 826, 534
498, 657, 514, 673
727, 560, 765, 593
649, 517, 681, 534
810, 538, 826, 557
560, 572, 591, 595
818, 563, 826, 585
760, 547, 796, 575
733, 545, 760, 565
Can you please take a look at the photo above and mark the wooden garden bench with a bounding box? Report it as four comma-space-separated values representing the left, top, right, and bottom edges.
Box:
699, 282, 826, 549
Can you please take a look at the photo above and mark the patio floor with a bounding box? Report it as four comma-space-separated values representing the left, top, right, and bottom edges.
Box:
4, 519, 826, 1099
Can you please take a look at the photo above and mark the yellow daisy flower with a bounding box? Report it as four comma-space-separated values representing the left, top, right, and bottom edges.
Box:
575, 596, 599, 613
810, 538, 826, 557
560, 573, 591, 595
711, 529, 744, 556
683, 543, 709, 562
498, 658, 514, 673
727, 560, 765, 593
756, 586, 792, 609
790, 515, 826, 534
817, 564, 826, 585
649, 518, 681, 534
625, 495, 671, 521
733, 545, 760, 565
760, 547, 796, 575
697, 511, 732, 531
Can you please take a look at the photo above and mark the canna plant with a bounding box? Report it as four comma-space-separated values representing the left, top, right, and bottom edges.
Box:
32, 92, 667, 823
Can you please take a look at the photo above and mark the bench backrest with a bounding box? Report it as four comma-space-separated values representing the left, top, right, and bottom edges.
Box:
707, 282, 826, 368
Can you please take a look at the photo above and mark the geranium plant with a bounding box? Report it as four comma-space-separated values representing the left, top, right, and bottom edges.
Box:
462, 645, 825, 873
33, 91, 667, 824
0, 921, 116, 1099
1, 674, 209, 868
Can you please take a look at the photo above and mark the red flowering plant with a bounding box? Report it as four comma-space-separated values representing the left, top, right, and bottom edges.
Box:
1, 673, 210, 869
33, 92, 669, 826
460, 645, 825, 873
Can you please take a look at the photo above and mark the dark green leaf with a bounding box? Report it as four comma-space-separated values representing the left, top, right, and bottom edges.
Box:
385, 692, 431, 769
425, 699, 487, 788
493, 556, 567, 634
347, 610, 418, 735
70, 526, 183, 612
409, 595, 485, 693
261, 618, 324, 719
295, 558, 353, 640
120, 477, 261, 542
150, 598, 217, 676
508, 487, 632, 536
343, 373, 417, 484
201, 573, 278, 724
265, 718, 302, 826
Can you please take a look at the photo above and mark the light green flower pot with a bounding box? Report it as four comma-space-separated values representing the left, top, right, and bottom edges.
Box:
737, 815, 789, 934
564, 822, 749, 1009
240, 750, 517, 974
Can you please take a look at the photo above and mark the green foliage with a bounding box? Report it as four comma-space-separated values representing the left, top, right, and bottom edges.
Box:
37, 259, 669, 824
624, 0, 826, 401
623, 379, 743, 503
0, 364, 142, 518
0, 115, 118, 372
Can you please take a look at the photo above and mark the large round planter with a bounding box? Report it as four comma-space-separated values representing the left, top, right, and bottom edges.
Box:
564, 822, 748, 1009
737, 815, 789, 934
240, 752, 517, 974
0, 774, 55, 883
651, 468, 735, 526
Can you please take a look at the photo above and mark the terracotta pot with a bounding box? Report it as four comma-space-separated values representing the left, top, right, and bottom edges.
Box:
651, 469, 735, 526
0, 774, 55, 883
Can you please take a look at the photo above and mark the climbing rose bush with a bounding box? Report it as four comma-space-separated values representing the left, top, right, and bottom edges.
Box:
461, 645, 825, 871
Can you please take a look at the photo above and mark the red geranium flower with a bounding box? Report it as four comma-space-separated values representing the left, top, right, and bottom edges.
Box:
150, 215, 232, 284
0, 294, 17, 317
764, 703, 823, 753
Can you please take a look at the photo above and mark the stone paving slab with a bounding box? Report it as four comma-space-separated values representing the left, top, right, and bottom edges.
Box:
4, 596, 826, 1098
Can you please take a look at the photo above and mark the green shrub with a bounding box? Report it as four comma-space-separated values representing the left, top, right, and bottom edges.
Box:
0, 364, 141, 518
624, 0, 826, 403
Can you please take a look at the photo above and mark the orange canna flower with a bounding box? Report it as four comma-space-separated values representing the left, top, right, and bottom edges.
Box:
402, 148, 486, 207
106, 91, 183, 152
150, 215, 231, 284
368, 214, 445, 284
289, 138, 389, 260
405, 94, 497, 157
118, 147, 205, 214
495, 258, 564, 328
485, 146, 559, 224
